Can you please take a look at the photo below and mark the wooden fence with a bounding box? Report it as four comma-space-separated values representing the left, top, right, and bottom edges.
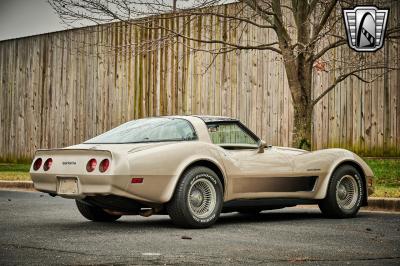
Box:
0, 3, 399, 161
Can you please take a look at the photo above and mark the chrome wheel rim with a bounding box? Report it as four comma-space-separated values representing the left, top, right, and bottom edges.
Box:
336, 175, 359, 210
188, 177, 217, 219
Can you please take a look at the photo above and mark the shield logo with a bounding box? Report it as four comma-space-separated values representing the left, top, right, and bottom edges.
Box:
343, 6, 389, 52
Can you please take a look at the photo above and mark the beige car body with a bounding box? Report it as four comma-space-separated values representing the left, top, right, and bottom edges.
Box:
30, 116, 373, 208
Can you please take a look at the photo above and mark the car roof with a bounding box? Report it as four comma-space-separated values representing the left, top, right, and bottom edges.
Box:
191, 115, 238, 123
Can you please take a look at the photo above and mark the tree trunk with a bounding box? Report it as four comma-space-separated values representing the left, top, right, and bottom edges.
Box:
280, 55, 313, 151
276, 21, 314, 151
292, 103, 312, 150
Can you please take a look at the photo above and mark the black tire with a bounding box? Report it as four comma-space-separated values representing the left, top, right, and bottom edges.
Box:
167, 166, 223, 228
75, 200, 121, 222
318, 165, 364, 218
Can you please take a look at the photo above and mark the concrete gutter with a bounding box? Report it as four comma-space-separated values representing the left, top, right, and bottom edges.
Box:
0, 180, 399, 212
0, 180, 34, 190
364, 197, 400, 212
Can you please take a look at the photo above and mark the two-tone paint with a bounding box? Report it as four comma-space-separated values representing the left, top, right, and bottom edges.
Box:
30, 116, 374, 207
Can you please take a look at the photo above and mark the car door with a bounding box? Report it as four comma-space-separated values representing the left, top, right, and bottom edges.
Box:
206, 122, 294, 200
227, 147, 293, 194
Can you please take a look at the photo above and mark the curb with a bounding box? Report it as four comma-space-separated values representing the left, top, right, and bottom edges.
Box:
0, 180, 399, 212
0, 180, 34, 189
365, 197, 400, 212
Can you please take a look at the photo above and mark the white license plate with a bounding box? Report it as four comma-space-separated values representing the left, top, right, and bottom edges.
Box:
58, 178, 79, 195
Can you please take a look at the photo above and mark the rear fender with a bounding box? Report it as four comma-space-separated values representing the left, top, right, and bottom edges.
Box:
162, 154, 227, 203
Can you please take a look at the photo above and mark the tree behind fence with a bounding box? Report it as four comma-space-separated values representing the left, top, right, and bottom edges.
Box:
0, 3, 399, 161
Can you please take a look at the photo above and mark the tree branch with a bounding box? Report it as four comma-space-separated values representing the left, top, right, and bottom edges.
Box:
311, 38, 347, 62
240, 0, 276, 27
182, 11, 275, 29
50, 0, 282, 55
310, 0, 337, 44
311, 24, 400, 63
308, 0, 319, 14
123, 18, 282, 54
312, 66, 398, 106
270, 0, 292, 44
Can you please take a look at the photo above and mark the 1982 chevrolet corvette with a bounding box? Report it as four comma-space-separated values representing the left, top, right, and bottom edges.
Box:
30, 116, 373, 228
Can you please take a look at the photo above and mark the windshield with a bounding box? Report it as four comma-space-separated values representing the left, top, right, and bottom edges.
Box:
85, 118, 197, 144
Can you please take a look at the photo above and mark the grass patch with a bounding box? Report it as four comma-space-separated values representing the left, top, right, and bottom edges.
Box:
364, 159, 400, 187
0, 163, 31, 172
0, 163, 31, 181
365, 159, 400, 198
0, 159, 398, 197
372, 186, 400, 198
0, 172, 31, 181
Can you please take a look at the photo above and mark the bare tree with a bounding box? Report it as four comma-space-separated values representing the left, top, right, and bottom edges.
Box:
49, 0, 400, 149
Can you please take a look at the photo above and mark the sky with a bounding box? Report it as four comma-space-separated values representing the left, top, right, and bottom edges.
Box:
0, 0, 235, 42
0, 0, 69, 41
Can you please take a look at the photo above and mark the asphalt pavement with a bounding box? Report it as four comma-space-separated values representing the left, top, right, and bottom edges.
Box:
0, 191, 399, 265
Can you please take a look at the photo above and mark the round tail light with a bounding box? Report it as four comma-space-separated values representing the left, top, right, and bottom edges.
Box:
33, 158, 42, 171
99, 159, 110, 173
86, 158, 97, 172
43, 158, 53, 171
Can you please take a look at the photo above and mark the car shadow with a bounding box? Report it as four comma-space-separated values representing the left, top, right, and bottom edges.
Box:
46, 208, 372, 232
215, 209, 370, 227
56, 216, 178, 231
32, 206, 372, 234
217, 211, 325, 225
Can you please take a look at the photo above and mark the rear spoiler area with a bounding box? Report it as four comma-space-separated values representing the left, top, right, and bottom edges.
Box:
35, 149, 113, 159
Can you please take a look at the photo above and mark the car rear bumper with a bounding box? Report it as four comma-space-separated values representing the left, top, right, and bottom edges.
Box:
30, 172, 176, 204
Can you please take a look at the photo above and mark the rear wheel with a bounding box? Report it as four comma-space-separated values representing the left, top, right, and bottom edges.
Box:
318, 165, 364, 218
167, 166, 223, 228
76, 200, 121, 222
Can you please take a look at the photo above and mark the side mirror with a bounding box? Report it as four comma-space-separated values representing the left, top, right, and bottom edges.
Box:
257, 140, 267, 153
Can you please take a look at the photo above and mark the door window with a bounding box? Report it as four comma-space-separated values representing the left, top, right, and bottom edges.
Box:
207, 123, 257, 146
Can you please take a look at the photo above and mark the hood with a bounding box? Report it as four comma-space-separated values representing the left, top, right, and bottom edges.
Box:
273, 146, 309, 155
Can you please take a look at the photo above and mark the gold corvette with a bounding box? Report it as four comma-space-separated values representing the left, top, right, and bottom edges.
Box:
30, 116, 374, 228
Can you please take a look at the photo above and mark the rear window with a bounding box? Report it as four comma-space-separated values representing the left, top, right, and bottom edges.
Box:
85, 118, 197, 144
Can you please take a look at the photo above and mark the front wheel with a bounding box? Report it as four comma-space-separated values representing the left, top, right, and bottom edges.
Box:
318, 165, 364, 218
167, 166, 223, 228
76, 200, 121, 222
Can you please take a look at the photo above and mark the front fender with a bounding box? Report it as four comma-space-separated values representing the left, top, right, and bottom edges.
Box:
314, 150, 373, 200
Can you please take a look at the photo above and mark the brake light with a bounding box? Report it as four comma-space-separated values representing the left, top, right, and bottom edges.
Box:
33, 158, 42, 171
99, 159, 110, 173
131, 177, 143, 184
86, 158, 97, 172
43, 158, 53, 171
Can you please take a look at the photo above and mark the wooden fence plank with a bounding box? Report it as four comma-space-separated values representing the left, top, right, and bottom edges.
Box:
0, 3, 399, 160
